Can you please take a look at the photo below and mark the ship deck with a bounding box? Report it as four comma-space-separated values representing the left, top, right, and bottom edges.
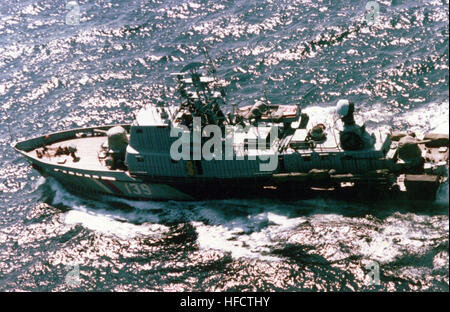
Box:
26, 136, 118, 172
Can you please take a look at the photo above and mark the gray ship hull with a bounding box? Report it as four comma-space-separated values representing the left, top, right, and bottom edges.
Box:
14, 123, 447, 201
25, 156, 442, 202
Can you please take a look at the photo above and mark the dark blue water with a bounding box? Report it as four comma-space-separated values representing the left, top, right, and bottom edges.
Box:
0, 0, 448, 291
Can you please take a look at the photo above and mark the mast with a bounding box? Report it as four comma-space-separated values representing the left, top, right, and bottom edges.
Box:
173, 60, 227, 129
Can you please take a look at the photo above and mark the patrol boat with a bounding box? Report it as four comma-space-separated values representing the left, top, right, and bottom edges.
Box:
14, 62, 448, 201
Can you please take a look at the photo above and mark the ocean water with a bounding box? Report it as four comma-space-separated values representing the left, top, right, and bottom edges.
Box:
0, 0, 448, 291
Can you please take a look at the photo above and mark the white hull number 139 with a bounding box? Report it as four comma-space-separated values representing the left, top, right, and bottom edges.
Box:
123, 183, 152, 195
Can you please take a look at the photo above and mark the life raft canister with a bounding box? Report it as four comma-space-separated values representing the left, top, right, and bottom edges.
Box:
308, 123, 327, 142
397, 135, 423, 162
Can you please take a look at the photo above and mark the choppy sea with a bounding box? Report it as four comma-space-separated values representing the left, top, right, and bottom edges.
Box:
0, 0, 449, 291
